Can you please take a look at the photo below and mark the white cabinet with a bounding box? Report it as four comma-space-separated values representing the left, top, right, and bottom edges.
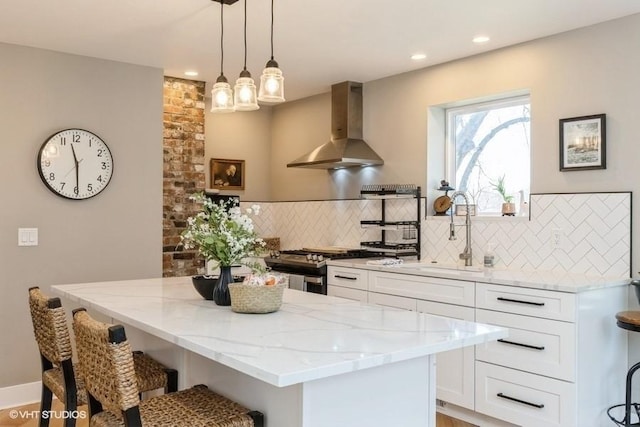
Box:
475, 282, 627, 427
327, 264, 628, 427
368, 292, 417, 310
417, 300, 475, 410
368, 270, 476, 410
327, 266, 368, 302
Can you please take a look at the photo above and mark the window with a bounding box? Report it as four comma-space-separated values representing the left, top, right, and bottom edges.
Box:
446, 95, 530, 215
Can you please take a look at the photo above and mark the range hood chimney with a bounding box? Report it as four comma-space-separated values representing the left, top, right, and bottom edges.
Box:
287, 81, 384, 169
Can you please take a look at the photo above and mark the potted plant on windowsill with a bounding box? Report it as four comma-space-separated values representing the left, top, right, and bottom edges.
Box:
490, 175, 516, 216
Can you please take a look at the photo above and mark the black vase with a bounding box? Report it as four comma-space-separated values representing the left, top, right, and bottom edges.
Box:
213, 265, 233, 306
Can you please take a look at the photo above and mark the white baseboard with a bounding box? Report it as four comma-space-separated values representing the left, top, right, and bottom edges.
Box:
0, 381, 41, 410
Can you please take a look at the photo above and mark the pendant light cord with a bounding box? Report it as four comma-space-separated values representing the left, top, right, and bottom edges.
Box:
243, 0, 248, 71
270, 0, 274, 60
220, 2, 225, 76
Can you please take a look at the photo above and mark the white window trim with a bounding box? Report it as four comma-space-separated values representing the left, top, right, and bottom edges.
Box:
444, 94, 530, 216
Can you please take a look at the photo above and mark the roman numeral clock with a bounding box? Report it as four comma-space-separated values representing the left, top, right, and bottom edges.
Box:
37, 129, 114, 200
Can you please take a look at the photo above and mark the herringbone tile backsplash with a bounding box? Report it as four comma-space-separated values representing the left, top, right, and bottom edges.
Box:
243, 192, 630, 277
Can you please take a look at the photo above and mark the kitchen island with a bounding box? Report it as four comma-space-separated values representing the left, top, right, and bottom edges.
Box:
52, 276, 506, 427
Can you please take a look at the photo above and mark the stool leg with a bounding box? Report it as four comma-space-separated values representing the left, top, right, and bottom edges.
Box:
165, 368, 178, 393
625, 361, 640, 426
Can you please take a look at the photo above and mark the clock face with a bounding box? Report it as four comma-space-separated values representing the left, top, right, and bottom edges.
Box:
37, 129, 113, 200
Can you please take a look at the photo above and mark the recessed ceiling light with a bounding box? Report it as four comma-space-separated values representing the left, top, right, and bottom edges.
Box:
473, 36, 490, 44
411, 53, 427, 61
184, 70, 199, 77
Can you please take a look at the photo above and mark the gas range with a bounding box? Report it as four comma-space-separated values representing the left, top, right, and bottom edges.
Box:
264, 248, 385, 295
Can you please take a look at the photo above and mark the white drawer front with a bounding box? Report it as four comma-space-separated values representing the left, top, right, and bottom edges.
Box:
417, 300, 475, 410
327, 266, 368, 290
475, 362, 575, 427
476, 309, 575, 382
476, 282, 575, 322
327, 285, 368, 302
369, 271, 474, 307
368, 292, 417, 311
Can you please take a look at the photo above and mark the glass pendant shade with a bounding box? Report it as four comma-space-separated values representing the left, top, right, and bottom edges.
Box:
234, 71, 259, 111
211, 75, 235, 113
258, 60, 285, 103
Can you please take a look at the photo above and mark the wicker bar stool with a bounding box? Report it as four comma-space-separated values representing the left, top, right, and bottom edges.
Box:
608, 310, 640, 426
28, 287, 178, 427
71, 308, 264, 427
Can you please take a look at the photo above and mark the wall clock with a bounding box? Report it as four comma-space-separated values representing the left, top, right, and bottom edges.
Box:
37, 128, 113, 200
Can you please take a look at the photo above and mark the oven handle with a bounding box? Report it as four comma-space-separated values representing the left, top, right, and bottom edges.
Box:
304, 276, 323, 284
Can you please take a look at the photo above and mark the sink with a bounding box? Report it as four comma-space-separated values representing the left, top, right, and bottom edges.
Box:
395, 263, 485, 274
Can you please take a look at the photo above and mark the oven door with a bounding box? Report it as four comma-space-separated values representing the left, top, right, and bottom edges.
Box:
287, 273, 325, 295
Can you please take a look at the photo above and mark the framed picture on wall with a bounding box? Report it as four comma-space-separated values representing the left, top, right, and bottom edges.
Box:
559, 114, 606, 171
210, 158, 245, 190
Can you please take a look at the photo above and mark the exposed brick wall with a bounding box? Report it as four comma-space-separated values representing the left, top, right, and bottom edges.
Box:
162, 77, 206, 277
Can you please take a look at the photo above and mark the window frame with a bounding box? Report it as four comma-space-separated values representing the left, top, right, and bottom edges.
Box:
444, 94, 531, 215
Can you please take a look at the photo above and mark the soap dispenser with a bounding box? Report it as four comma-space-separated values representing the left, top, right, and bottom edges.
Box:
484, 244, 495, 268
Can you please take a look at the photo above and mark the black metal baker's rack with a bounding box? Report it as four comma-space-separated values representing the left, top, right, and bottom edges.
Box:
360, 184, 421, 259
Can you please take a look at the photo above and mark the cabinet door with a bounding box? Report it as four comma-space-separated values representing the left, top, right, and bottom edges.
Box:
476, 282, 575, 322
368, 292, 417, 311
476, 309, 575, 381
327, 285, 368, 302
369, 271, 475, 307
417, 300, 475, 410
475, 361, 576, 427
327, 266, 368, 290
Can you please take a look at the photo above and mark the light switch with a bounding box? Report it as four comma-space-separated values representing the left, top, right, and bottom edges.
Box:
18, 228, 38, 246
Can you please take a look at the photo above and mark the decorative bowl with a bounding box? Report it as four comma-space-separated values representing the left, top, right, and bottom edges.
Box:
192, 275, 245, 300
191, 275, 218, 300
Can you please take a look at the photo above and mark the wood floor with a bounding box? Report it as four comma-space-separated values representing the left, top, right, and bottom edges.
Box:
0, 400, 475, 427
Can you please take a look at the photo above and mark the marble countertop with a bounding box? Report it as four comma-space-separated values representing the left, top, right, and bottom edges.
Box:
52, 277, 506, 388
328, 259, 631, 293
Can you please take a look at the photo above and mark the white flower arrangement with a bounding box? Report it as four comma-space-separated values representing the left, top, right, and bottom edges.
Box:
180, 193, 266, 270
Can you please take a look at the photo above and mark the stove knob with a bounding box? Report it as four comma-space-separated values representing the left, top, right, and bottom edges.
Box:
306, 254, 313, 261
318, 255, 324, 261
311, 254, 318, 261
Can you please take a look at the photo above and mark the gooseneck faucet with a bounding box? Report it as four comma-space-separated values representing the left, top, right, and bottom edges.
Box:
449, 191, 473, 266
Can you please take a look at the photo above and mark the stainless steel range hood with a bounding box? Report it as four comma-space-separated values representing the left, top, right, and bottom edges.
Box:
287, 81, 384, 169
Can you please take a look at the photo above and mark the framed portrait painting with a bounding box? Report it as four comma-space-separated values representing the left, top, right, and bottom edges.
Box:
210, 158, 245, 190
559, 114, 606, 171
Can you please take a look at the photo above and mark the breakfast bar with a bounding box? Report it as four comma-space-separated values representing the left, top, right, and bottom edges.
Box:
52, 276, 506, 427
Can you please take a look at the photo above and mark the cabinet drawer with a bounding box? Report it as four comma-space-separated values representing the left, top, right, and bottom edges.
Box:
327, 285, 368, 302
417, 300, 475, 410
476, 309, 575, 381
369, 271, 474, 307
327, 266, 368, 290
475, 361, 575, 427
476, 282, 575, 322
368, 292, 416, 311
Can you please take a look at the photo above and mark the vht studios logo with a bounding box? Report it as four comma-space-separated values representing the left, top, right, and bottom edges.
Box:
9, 409, 87, 420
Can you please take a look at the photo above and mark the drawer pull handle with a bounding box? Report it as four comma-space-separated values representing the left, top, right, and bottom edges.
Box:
496, 297, 545, 306
497, 393, 545, 409
335, 275, 357, 280
497, 339, 545, 351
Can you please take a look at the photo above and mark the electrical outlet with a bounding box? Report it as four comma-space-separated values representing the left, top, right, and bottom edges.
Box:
551, 228, 562, 249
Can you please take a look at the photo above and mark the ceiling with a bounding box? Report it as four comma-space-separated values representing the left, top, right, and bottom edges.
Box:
2, 0, 640, 102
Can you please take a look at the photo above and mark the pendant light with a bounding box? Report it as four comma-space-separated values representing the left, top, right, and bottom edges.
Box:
211, 1, 235, 113
258, 0, 285, 103
234, 0, 259, 111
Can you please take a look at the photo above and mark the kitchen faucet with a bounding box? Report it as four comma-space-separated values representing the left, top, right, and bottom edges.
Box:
448, 191, 473, 266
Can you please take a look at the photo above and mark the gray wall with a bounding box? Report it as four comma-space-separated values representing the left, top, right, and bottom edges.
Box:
205, 104, 273, 201
0, 43, 163, 387
269, 14, 640, 204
